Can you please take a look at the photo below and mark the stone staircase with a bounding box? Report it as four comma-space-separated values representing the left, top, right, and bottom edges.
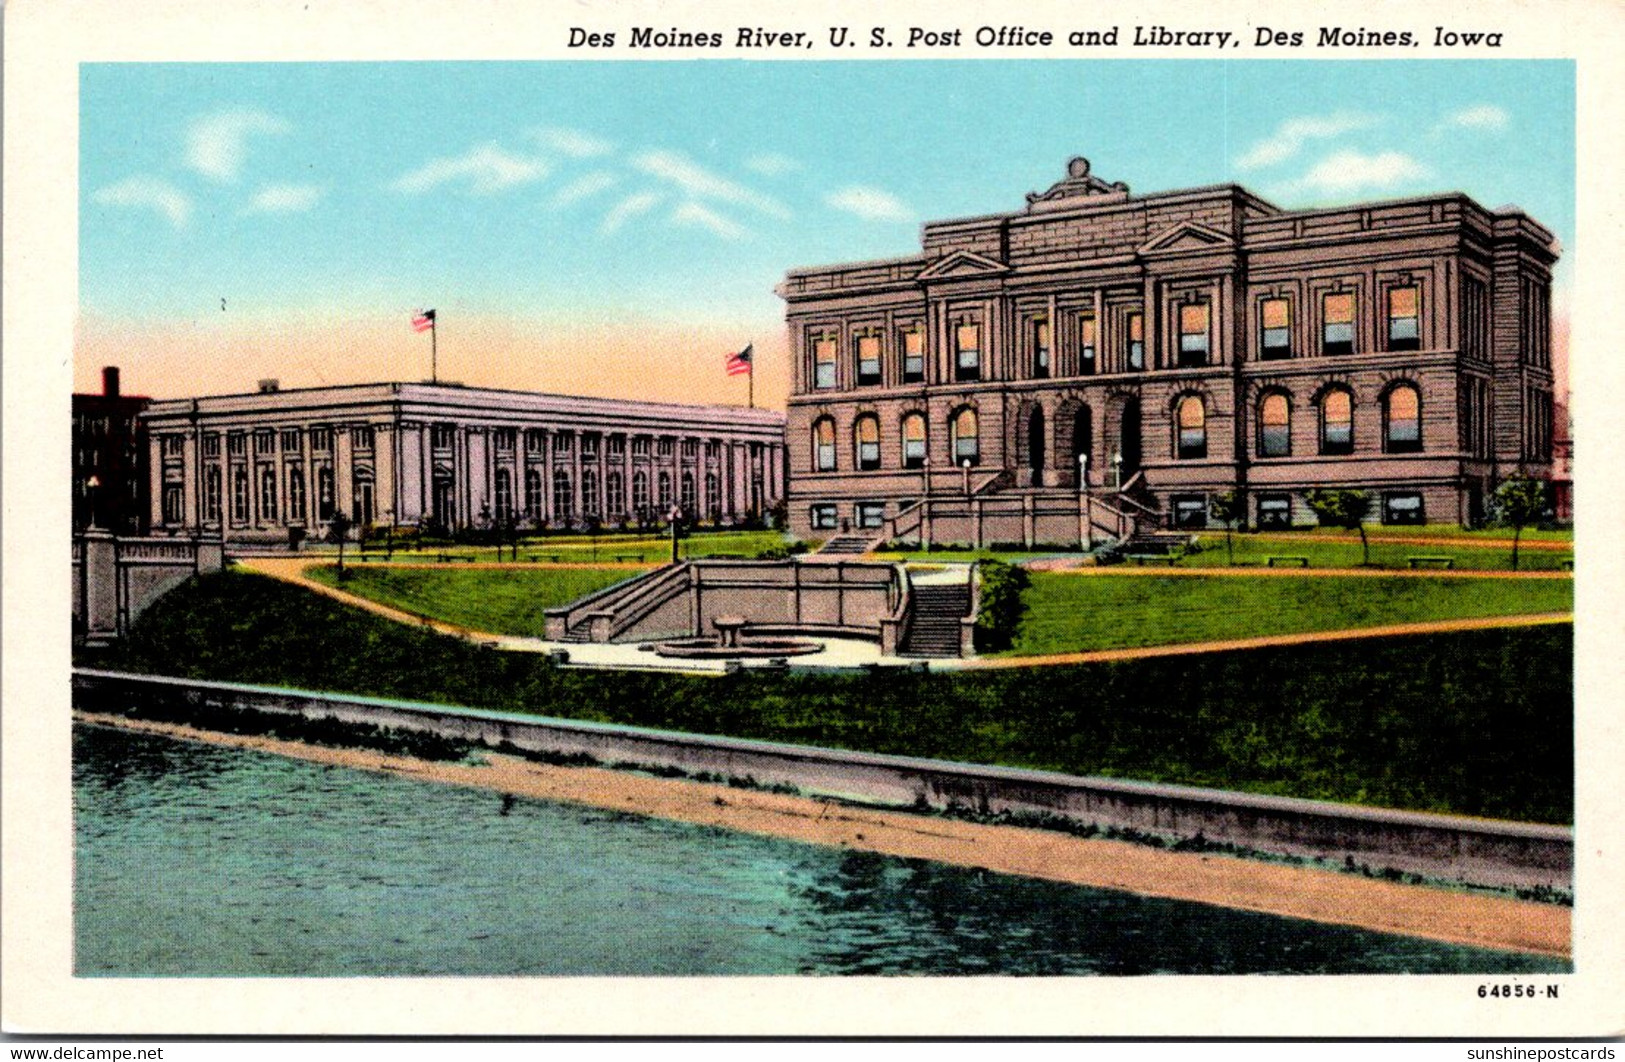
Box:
901, 582, 971, 658
815, 533, 882, 557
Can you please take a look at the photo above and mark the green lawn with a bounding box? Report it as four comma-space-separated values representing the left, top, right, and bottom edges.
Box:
76, 570, 1574, 823
304, 564, 633, 637
1178, 533, 1573, 572
344, 529, 792, 564
1005, 573, 1573, 656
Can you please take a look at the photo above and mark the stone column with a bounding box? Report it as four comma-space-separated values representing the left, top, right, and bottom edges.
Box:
147, 435, 165, 530
540, 430, 554, 523
182, 431, 200, 530
374, 423, 396, 529
571, 434, 583, 523
334, 428, 355, 524
80, 529, 119, 646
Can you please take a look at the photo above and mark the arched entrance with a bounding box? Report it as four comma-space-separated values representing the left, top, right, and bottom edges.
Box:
1118, 398, 1142, 483
1027, 405, 1046, 487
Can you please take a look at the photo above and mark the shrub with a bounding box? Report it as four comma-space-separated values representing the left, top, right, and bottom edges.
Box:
972, 558, 1031, 652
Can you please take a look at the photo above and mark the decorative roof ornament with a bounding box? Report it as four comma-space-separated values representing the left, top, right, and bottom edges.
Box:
1025, 157, 1130, 210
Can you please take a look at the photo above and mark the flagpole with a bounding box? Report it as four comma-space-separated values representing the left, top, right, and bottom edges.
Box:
748, 362, 754, 409
431, 316, 438, 384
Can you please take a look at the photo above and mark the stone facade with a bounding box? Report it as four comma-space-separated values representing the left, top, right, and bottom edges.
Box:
141, 382, 786, 543
778, 157, 1558, 540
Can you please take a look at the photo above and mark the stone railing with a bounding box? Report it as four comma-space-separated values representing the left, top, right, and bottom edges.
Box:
72, 531, 226, 645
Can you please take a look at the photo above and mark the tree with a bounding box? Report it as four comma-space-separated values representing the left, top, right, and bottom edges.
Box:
1304, 488, 1373, 566
326, 511, 354, 576
1209, 490, 1246, 566
1491, 475, 1549, 571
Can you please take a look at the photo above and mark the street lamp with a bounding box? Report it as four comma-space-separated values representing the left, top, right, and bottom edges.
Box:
668, 504, 683, 563
1077, 453, 1088, 493
961, 457, 972, 498
1112, 451, 1123, 492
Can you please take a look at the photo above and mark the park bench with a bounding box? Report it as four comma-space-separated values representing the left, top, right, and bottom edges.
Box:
435, 553, 476, 564
1265, 555, 1310, 568
1406, 555, 1455, 570
1125, 553, 1180, 567
525, 553, 566, 563
612, 552, 647, 562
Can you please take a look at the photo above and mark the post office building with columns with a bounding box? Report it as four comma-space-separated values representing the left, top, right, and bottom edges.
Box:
141, 382, 787, 542
777, 157, 1558, 542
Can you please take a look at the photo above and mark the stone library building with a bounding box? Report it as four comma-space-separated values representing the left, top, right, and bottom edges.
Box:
140, 381, 787, 543
777, 157, 1558, 542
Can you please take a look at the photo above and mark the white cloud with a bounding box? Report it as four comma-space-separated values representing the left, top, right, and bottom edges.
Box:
245, 183, 323, 214
392, 143, 550, 195
670, 201, 747, 240
601, 191, 664, 234
550, 171, 620, 208
92, 176, 192, 228
187, 108, 290, 182
1237, 113, 1379, 170
1438, 104, 1510, 132
825, 185, 912, 222
533, 126, 613, 158
630, 149, 790, 219
1287, 150, 1432, 196
744, 153, 799, 178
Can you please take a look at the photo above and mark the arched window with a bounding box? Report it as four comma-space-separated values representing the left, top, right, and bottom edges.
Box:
316, 467, 334, 521
287, 467, 306, 522
204, 466, 222, 523
553, 467, 573, 521
901, 413, 927, 469
606, 470, 625, 517
657, 470, 672, 509
632, 469, 650, 513
1176, 396, 1207, 460
525, 468, 543, 515
494, 468, 513, 518
813, 417, 836, 472
1258, 393, 1291, 457
582, 467, 600, 517
951, 408, 979, 466
233, 468, 251, 522
259, 468, 278, 521
854, 415, 880, 471
1320, 389, 1353, 455
680, 470, 696, 513
705, 472, 719, 515
352, 473, 374, 526
1384, 383, 1422, 453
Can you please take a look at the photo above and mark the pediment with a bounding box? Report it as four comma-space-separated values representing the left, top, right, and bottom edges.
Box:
1138, 221, 1236, 255
916, 249, 1010, 281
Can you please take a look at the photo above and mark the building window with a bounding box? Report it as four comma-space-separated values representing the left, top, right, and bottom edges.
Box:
607, 434, 626, 458
1126, 312, 1144, 370
813, 418, 837, 472
657, 470, 672, 509
254, 430, 275, 455
1320, 388, 1354, 455
632, 437, 651, 457
494, 428, 516, 453
1078, 315, 1097, 375
1176, 396, 1207, 459
1172, 495, 1208, 530
523, 428, 546, 454
201, 434, 221, 459
810, 505, 838, 531
204, 467, 222, 523
526, 468, 543, 515
1383, 492, 1425, 526
280, 429, 301, 451
160, 434, 185, 459
352, 426, 375, 452
1178, 303, 1210, 368
583, 468, 601, 517
654, 437, 671, 457
813, 337, 837, 389
259, 468, 278, 521
232, 468, 250, 522
287, 468, 306, 522
553, 468, 573, 521
704, 472, 719, 514
1322, 292, 1355, 356
310, 429, 331, 453
855, 415, 881, 471
433, 424, 457, 449
857, 502, 886, 529
680, 470, 696, 513
1032, 319, 1051, 378
901, 413, 927, 469
1260, 298, 1291, 360
494, 468, 514, 518
554, 432, 574, 454
582, 433, 600, 459
1257, 493, 1291, 530
161, 485, 184, 525
954, 323, 981, 382
633, 469, 650, 512
317, 467, 334, 520
607, 470, 625, 516
1384, 384, 1422, 453
902, 329, 925, 382
951, 408, 980, 467
1258, 393, 1291, 457
681, 438, 698, 458
855, 335, 882, 386
1387, 286, 1421, 352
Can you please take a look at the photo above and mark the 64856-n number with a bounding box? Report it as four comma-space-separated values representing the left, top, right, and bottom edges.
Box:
1479, 984, 1559, 999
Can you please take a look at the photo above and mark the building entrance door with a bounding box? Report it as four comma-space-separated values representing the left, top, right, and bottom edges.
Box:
1119, 399, 1142, 479
1027, 406, 1046, 487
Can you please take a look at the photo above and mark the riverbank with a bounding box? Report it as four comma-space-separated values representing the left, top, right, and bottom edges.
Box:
74, 710, 1571, 959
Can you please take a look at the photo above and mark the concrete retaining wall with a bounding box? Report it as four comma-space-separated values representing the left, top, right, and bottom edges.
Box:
72, 668, 1573, 892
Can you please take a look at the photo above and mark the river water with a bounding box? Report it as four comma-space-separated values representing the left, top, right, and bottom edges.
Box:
73, 725, 1565, 977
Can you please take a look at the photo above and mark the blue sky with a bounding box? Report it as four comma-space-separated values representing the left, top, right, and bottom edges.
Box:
78, 60, 1574, 400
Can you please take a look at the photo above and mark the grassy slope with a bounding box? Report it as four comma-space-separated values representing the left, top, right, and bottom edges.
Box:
304, 564, 633, 637
349, 530, 789, 564
76, 570, 1573, 823
1007, 573, 1574, 656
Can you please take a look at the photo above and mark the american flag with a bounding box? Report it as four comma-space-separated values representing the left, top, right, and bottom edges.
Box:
725, 343, 753, 376
412, 309, 436, 333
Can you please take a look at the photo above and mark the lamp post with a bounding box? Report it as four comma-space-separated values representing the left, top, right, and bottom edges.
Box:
961, 457, 972, 498
85, 474, 102, 530
1077, 454, 1091, 550
1112, 451, 1123, 492
669, 504, 682, 563
1077, 453, 1088, 492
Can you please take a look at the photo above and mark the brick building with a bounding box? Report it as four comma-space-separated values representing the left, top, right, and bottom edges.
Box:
777, 157, 1558, 543
140, 381, 786, 543
73, 366, 151, 534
